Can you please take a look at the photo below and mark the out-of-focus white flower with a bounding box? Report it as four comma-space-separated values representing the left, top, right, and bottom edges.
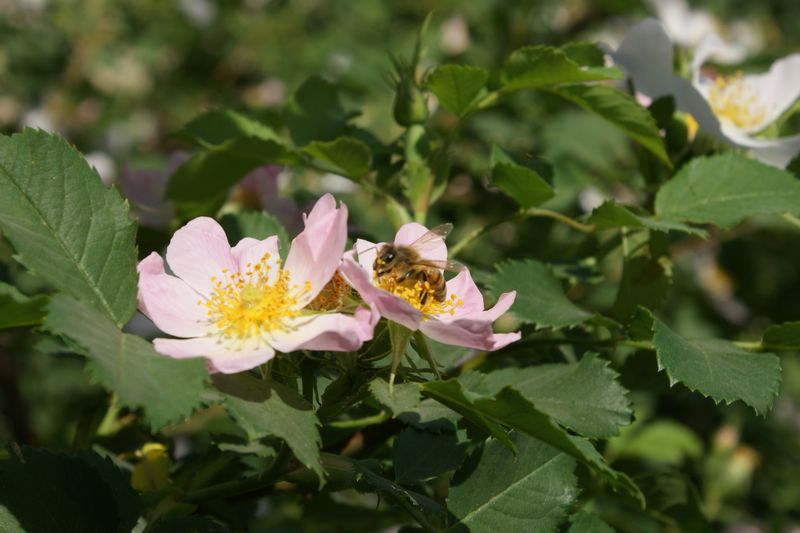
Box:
440, 15, 470, 55
85, 151, 116, 187
178, 0, 217, 27
21, 108, 56, 132
609, 19, 800, 168
646, 0, 762, 64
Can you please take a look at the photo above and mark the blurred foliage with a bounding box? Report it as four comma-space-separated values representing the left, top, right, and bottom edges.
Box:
2, 0, 800, 531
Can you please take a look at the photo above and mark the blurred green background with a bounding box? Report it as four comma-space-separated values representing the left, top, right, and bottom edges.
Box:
3, 0, 800, 530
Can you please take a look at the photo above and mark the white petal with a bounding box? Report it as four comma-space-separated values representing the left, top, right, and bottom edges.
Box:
610, 19, 675, 100
744, 54, 800, 128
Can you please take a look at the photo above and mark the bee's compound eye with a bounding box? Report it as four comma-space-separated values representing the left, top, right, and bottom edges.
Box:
384, 251, 395, 261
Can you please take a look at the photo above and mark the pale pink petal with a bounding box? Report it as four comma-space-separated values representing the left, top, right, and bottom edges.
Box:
394, 223, 448, 263
441, 269, 486, 318
153, 335, 275, 374
269, 306, 379, 352
340, 253, 422, 330
231, 236, 282, 284
165, 217, 238, 297
420, 318, 521, 351
137, 252, 210, 338
303, 192, 337, 225
481, 291, 517, 322
284, 196, 348, 307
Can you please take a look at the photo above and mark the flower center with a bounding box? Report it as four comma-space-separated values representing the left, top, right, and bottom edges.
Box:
202, 253, 309, 340
307, 271, 350, 311
375, 273, 464, 316
707, 72, 768, 132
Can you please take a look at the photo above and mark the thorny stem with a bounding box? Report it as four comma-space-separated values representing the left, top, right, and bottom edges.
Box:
450, 207, 596, 256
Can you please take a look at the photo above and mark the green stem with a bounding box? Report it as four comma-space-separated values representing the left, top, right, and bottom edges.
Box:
413, 331, 441, 380
385, 492, 439, 532
183, 444, 291, 503
450, 207, 596, 256
328, 411, 391, 429
782, 212, 800, 230
388, 321, 413, 394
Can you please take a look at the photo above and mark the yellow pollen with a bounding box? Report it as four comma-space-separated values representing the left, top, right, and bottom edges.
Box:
708, 72, 768, 132
375, 273, 464, 317
202, 252, 310, 340
307, 271, 351, 311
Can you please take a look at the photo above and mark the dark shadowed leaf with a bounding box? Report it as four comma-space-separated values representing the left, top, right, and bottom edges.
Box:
0, 447, 141, 533
0, 282, 47, 329
392, 427, 468, 483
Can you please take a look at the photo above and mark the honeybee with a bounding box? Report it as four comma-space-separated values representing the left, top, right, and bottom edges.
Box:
373, 223, 464, 305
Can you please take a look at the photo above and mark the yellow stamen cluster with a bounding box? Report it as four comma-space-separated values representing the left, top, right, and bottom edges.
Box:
375, 274, 464, 317
201, 253, 310, 340
708, 72, 768, 132
307, 271, 350, 311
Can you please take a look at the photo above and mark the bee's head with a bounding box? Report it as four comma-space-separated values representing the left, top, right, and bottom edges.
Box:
374, 245, 397, 275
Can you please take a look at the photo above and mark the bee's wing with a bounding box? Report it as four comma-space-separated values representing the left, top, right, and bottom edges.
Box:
406, 223, 453, 257
414, 258, 465, 272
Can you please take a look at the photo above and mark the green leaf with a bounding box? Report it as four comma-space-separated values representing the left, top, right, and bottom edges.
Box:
44, 295, 208, 429
301, 137, 372, 179
322, 454, 447, 525
654, 153, 800, 228
606, 420, 703, 465
176, 109, 283, 148
370, 379, 421, 415
397, 399, 460, 433
146, 516, 228, 533
611, 256, 671, 323
0, 129, 138, 326
472, 354, 632, 438
211, 373, 324, 483
284, 76, 359, 145
568, 511, 615, 533
551, 85, 671, 165
425, 64, 488, 117
449, 433, 577, 533
637, 472, 712, 532
588, 201, 707, 237
0, 446, 142, 533
488, 259, 591, 329
489, 145, 555, 207
0, 282, 47, 329
392, 427, 468, 483
219, 210, 291, 258
166, 137, 298, 219
634, 308, 782, 415
420, 380, 643, 503
763, 321, 800, 349
560, 42, 606, 66
501, 45, 622, 90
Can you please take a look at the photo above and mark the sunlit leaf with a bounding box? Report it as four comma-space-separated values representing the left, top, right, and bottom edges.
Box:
44, 295, 208, 429
425, 64, 488, 117
654, 153, 800, 228
449, 433, 577, 532
0, 129, 138, 326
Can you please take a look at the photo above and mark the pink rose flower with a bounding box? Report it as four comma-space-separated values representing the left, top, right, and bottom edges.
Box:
137, 194, 378, 373
339, 223, 520, 351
